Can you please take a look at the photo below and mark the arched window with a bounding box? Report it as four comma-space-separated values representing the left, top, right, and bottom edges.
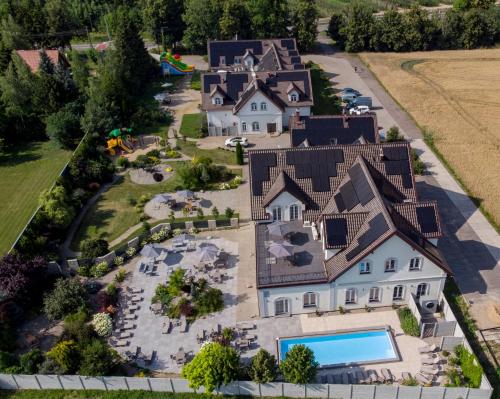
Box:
369, 287, 381, 303
385, 258, 397, 272
251, 102, 257, 111
303, 292, 318, 308
416, 283, 428, 298
275, 297, 290, 315
260, 102, 267, 111
393, 285, 404, 300
289, 204, 299, 220
290, 93, 298, 102
252, 121, 260, 131
241, 122, 247, 132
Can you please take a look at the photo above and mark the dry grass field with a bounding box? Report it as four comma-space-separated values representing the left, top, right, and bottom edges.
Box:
360, 49, 500, 229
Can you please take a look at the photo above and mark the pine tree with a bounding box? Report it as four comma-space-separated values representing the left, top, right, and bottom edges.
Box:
290, 0, 318, 52
235, 141, 244, 165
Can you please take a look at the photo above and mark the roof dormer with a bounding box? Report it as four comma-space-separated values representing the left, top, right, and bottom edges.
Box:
210, 85, 226, 106
287, 82, 302, 102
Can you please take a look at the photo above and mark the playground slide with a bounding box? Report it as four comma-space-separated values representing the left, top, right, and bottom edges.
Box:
160, 52, 194, 75
119, 138, 133, 153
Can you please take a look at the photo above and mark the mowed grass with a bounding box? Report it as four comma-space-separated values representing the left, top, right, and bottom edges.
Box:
0, 141, 71, 255
179, 112, 203, 138
360, 49, 500, 229
176, 139, 237, 165
71, 163, 187, 250
308, 62, 342, 116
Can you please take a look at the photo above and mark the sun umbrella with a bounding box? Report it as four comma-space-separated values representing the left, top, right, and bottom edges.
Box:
267, 241, 294, 258
152, 193, 172, 204
197, 246, 218, 263
267, 221, 293, 238
176, 190, 195, 200
140, 244, 164, 258
161, 82, 173, 88
172, 233, 195, 245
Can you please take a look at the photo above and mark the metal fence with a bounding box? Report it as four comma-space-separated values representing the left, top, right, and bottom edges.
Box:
0, 376, 493, 399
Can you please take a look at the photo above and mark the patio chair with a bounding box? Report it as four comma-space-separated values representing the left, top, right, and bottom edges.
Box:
402, 372, 412, 382
360, 370, 371, 384
418, 344, 437, 354
368, 370, 383, 383
381, 368, 393, 382
415, 373, 432, 385
420, 366, 439, 375
145, 350, 157, 366
138, 263, 146, 273
422, 356, 440, 365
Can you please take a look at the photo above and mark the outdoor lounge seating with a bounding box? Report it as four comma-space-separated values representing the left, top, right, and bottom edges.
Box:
415, 373, 432, 385
367, 370, 383, 383
122, 322, 135, 330
421, 365, 439, 375
119, 332, 132, 339
418, 344, 437, 354
162, 318, 171, 334
422, 356, 440, 365
381, 368, 393, 382
179, 315, 188, 333
116, 339, 129, 347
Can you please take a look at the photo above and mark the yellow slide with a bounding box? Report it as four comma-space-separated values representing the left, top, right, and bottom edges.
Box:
106, 137, 132, 155
118, 137, 132, 153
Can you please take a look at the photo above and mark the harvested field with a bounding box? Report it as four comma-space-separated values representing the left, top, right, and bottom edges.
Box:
360, 49, 500, 229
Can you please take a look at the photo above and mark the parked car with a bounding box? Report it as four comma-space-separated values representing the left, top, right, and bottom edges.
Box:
348, 96, 372, 108
340, 87, 361, 97
225, 137, 249, 147
349, 105, 371, 115
341, 92, 358, 103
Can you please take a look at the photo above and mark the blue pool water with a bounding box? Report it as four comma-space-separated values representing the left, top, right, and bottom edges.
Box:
279, 330, 398, 367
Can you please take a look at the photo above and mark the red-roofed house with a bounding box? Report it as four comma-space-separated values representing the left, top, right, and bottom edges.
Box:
15, 50, 69, 73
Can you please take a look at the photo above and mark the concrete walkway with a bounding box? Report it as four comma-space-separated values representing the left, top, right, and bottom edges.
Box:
304, 39, 500, 329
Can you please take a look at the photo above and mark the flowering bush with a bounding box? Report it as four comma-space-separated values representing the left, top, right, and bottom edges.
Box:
219, 182, 230, 190
91, 312, 112, 337
173, 228, 183, 236
150, 232, 163, 243
90, 261, 109, 278
114, 256, 124, 266
126, 247, 136, 257
188, 227, 199, 234
229, 176, 242, 189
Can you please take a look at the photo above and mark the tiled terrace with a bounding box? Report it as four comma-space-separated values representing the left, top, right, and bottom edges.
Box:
256, 220, 327, 287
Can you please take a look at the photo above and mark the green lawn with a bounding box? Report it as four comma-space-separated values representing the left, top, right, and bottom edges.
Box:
190, 70, 201, 91
0, 141, 72, 255
176, 139, 237, 165
179, 113, 203, 139
308, 62, 342, 116
71, 163, 187, 250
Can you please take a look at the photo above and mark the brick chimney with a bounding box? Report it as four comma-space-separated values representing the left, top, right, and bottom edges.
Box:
294, 109, 301, 127
342, 114, 349, 129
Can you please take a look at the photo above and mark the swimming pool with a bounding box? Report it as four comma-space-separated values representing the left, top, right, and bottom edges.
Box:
278, 328, 399, 367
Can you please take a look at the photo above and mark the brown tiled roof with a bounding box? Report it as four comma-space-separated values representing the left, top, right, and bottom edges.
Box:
16, 50, 67, 73
262, 171, 310, 208
233, 79, 286, 113
392, 201, 442, 238
248, 143, 449, 282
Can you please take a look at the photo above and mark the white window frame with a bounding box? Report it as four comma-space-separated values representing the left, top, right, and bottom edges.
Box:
369, 287, 381, 303
345, 288, 356, 305
385, 258, 397, 272
252, 121, 260, 131
290, 93, 298, 102
214, 97, 221, 105
251, 102, 257, 111
220, 56, 226, 65
303, 292, 318, 308
416, 283, 428, 298
234, 57, 241, 64
393, 285, 404, 300
289, 204, 299, 220
409, 257, 423, 271
359, 260, 371, 274
260, 102, 267, 111
241, 122, 247, 132
272, 207, 282, 221
275, 297, 290, 315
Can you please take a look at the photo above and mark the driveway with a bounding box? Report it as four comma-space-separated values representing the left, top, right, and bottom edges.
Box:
196, 133, 291, 150
304, 41, 500, 329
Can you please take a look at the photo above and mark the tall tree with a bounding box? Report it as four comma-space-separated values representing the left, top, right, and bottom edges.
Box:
45, 0, 77, 48
247, 0, 289, 39
375, 8, 406, 51
182, 0, 223, 51
140, 0, 185, 47
402, 5, 440, 51
440, 9, 465, 49
461, 7, 498, 48
0, 254, 46, 302
0, 15, 31, 50
219, 0, 251, 40
4, 0, 48, 47
290, 0, 318, 52
453, 0, 495, 10
342, 1, 375, 52
327, 12, 346, 46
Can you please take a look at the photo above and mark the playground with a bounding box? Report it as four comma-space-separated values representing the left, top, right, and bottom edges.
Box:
159, 52, 194, 75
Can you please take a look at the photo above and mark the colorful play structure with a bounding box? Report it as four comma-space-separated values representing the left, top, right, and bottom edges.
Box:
105, 128, 136, 156
160, 52, 194, 75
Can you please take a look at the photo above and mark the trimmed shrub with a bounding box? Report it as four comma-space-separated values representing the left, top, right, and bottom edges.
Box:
280, 344, 318, 384
90, 261, 109, 278
397, 307, 420, 336
91, 312, 113, 337
80, 238, 109, 261
249, 349, 278, 383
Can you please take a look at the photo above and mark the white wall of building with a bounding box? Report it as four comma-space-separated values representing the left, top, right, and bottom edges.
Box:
257, 235, 446, 317
265, 192, 305, 221
237, 91, 283, 134
283, 106, 311, 128
206, 110, 238, 130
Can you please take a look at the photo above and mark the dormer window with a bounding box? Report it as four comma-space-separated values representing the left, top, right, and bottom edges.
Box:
214, 97, 221, 105
251, 102, 257, 111
220, 56, 226, 65
260, 102, 267, 111
234, 57, 241, 64
289, 93, 298, 102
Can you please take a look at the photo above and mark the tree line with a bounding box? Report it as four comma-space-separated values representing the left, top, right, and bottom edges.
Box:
328, 0, 500, 52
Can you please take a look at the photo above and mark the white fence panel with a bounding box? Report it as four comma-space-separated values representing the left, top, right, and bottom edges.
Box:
260, 382, 283, 397
0, 375, 17, 389
398, 386, 422, 399
148, 377, 172, 392
12, 375, 39, 389
171, 378, 201, 393
352, 384, 375, 399
284, 382, 306, 397
421, 386, 446, 399
81, 376, 106, 390
444, 387, 470, 399
59, 375, 84, 390
306, 383, 329, 398
125, 377, 151, 391
219, 382, 240, 396
374, 385, 398, 399
329, 384, 352, 399
239, 380, 260, 396
103, 376, 128, 390
37, 375, 62, 390
468, 387, 494, 399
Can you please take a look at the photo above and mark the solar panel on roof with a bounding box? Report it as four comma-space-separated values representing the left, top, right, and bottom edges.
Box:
334, 193, 346, 212
250, 153, 277, 196
416, 206, 438, 233
346, 213, 389, 261
348, 164, 375, 205
339, 182, 359, 211
385, 161, 401, 175
401, 173, 413, 189
203, 74, 221, 93
281, 39, 295, 50
325, 218, 348, 247
293, 64, 305, 70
